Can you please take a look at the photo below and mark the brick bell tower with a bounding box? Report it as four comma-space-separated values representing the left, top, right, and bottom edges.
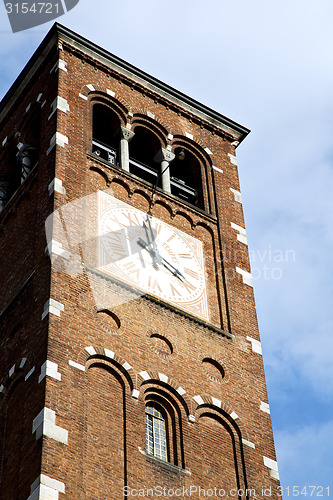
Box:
0, 24, 280, 499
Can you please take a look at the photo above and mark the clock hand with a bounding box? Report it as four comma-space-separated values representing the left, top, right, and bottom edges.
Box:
160, 256, 185, 281
137, 237, 161, 268
142, 218, 151, 245
143, 215, 162, 265
137, 237, 152, 251
137, 238, 184, 280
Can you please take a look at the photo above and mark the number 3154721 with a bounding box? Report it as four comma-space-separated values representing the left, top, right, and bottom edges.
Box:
5, 3, 60, 14
277, 486, 330, 497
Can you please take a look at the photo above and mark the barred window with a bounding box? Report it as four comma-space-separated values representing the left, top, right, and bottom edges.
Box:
145, 405, 168, 461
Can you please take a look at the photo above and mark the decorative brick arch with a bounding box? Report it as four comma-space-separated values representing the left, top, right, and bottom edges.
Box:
77, 345, 137, 392
192, 393, 250, 442
130, 109, 170, 139
129, 187, 152, 205
152, 200, 210, 229
109, 176, 133, 197
195, 220, 216, 238
79, 84, 129, 124
79, 84, 97, 99
146, 330, 176, 359
171, 134, 213, 167
130, 113, 168, 147
79, 84, 128, 108
108, 176, 154, 206
137, 370, 191, 416
150, 199, 175, 219
171, 209, 196, 230
89, 164, 111, 187
200, 354, 230, 384
0, 357, 30, 401
193, 397, 250, 497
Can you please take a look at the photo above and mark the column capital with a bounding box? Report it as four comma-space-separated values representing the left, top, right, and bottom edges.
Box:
120, 126, 135, 142
154, 148, 175, 163
162, 148, 175, 163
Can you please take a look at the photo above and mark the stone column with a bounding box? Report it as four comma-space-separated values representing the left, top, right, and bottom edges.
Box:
120, 126, 135, 172
160, 149, 175, 194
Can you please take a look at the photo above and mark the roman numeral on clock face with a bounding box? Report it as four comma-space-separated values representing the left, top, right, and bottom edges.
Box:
184, 268, 200, 280
104, 211, 144, 231
122, 260, 141, 280
180, 279, 197, 294
168, 277, 197, 299
124, 212, 143, 227
147, 276, 162, 293
104, 216, 128, 230
103, 233, 126, 260
179, 253, 192, 259
169, 283, 183, 297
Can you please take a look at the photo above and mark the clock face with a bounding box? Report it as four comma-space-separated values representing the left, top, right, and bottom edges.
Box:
98, 192, 209, 321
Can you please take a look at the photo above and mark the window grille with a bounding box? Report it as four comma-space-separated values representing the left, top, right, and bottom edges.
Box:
145, 405, 168, 461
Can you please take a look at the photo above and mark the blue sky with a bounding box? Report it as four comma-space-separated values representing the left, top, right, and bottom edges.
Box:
1, 0, 333, 492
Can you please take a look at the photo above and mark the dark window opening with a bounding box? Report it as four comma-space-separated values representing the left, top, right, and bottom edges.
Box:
92, 104, 120, 166
129, 127, 162, 186
20, 111, 40, 181
169, 147, 204, 208
0, 140, 39, 214
0, 148, 17, 212
17, 145, 38, 182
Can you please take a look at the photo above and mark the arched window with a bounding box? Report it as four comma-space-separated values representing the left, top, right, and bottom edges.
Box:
144, 390, 185, 468
0, 147, 17, 211
145, 404, 168, 461
169, 147, 204, 208
17, 144, 38, 182
0, 110, 40, 214
92, 103, 121, 165
129, 126, 162, 186
0, 143, 33, 213
89, 106, 208, 211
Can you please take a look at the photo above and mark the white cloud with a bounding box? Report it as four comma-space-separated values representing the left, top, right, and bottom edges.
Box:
276, 421, 333, 488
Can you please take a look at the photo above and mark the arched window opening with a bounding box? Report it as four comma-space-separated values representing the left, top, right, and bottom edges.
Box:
17, 144, 38, 182
145, 404, 168, 461
0, 112, 41, 214
169, 147, 204, 208
129, 127, 162, 186
92, 104, 121, 165
18, 110, 40, 182
0, 147, 20, 213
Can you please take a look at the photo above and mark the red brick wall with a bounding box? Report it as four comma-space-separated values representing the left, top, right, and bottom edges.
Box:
0, 28, 280, 499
